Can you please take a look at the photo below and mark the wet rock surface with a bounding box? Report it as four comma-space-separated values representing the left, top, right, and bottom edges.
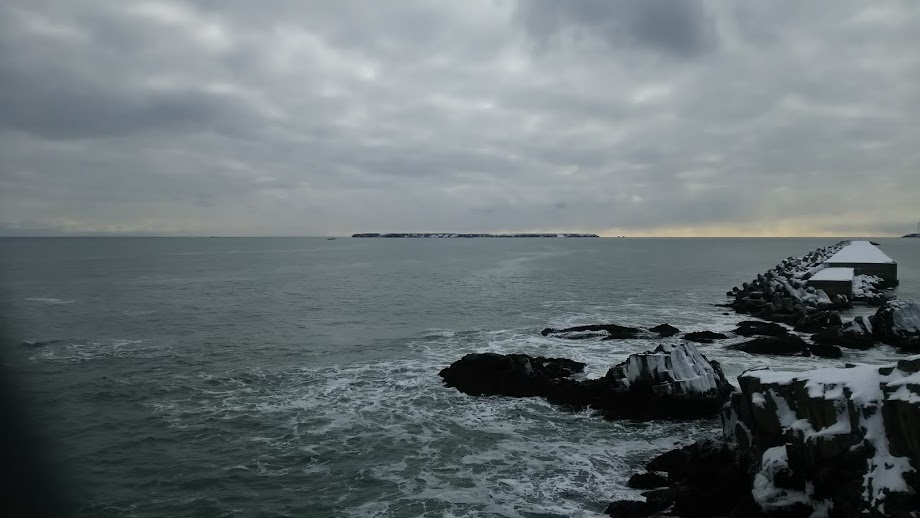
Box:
441, 343, 733, 421
438, 353, 585, 397
541, 323, 681, 340
606, 439, 751, 517
682, 331, 728, 343
733, 321, 793, 338
808, 300, 920, 353
729, 335, 811, 356
626, 471, 669, 490
874, 300, 920, 351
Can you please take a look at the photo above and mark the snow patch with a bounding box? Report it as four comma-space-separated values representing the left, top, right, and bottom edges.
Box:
825, 241, 895, 265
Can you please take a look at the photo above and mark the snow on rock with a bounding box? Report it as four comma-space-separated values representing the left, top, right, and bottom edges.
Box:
725, 358, 920, 516
752, 446, 811, 512
441, 343, 734, 421
605, 343, 730, 397
854, 274, 884, 299
726, 241, 852, 327
874, 300, 920, 352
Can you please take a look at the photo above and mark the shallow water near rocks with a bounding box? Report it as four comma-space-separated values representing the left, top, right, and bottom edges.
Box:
1, 237, 918, 517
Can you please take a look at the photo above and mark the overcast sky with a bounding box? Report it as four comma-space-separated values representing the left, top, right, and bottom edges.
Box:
1, 1, 918, 236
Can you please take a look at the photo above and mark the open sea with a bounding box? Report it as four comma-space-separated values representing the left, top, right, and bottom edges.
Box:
1, 237, 918, 517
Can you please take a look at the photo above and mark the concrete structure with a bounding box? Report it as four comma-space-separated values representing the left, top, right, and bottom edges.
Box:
823, 241, 898, 286
807, 267, 854, 298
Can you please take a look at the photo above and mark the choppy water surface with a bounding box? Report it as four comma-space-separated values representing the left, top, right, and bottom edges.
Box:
1, 237, 918, 517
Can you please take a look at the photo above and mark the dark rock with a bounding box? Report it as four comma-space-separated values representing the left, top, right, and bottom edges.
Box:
683, 331, 729, 344
792, 315, 828, 334
441, 344, 734, 421
733, 321, 791, 337
811, 316, 877, 350
604, 500, 653, 518
627, 471, 669, 490
873, 300, 920, 349
642, 486, 683, 512
438, 353, 585, 397
729, 335, 810, 356
541, 323, 640, 339
649, 323, 680, 337
541, 323, 686, 341
639, 440, 748, 517
807, 342, 843, 358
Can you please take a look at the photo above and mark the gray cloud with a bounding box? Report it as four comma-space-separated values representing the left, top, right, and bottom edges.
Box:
514, 0, 717, 57
0, 0, 918, 236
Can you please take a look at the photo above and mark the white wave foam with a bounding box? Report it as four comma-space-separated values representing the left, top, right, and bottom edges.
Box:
145, 333, 722, 517
25, 297, 76, 304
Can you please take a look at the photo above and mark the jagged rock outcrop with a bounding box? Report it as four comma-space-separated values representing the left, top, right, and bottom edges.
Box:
608, 358, 920, 517
541, 323, 681, 340
810, 300, 920, 352
605, 439, 753, 517
440, 343, 733, 420
874, 300, 920, 351
722, 360, 920, 516
811, 315, 876, 350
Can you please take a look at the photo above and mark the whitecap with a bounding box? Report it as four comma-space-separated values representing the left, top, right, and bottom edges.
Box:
25, 297, 76, 304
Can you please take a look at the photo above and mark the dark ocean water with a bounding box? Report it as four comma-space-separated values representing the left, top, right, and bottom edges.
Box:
0, 237, 917, 517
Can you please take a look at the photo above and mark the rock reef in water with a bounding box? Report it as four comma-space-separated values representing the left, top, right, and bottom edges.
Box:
682, 331, 729, 344
440, 343, 733, 420
540, 323, 679, 340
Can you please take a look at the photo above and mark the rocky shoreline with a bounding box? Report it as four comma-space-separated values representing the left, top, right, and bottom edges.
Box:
438, 241, 920, 516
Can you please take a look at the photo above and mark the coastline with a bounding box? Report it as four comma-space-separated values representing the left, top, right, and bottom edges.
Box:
438, 239, 919, 516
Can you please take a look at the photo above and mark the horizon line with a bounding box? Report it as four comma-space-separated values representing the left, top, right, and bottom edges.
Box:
0, 234, 907, 239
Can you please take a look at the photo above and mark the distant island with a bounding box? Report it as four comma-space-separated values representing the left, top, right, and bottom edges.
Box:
351, 233, 599, 238
904, 233, 920, 238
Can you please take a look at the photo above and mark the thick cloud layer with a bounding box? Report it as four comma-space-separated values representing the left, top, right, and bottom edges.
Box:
1, 0, 918, 236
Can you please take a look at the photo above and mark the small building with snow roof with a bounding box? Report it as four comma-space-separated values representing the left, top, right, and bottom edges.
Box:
823, 241, 897, 286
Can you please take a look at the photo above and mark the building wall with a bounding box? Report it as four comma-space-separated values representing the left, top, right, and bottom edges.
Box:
807, 279, 853, 298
